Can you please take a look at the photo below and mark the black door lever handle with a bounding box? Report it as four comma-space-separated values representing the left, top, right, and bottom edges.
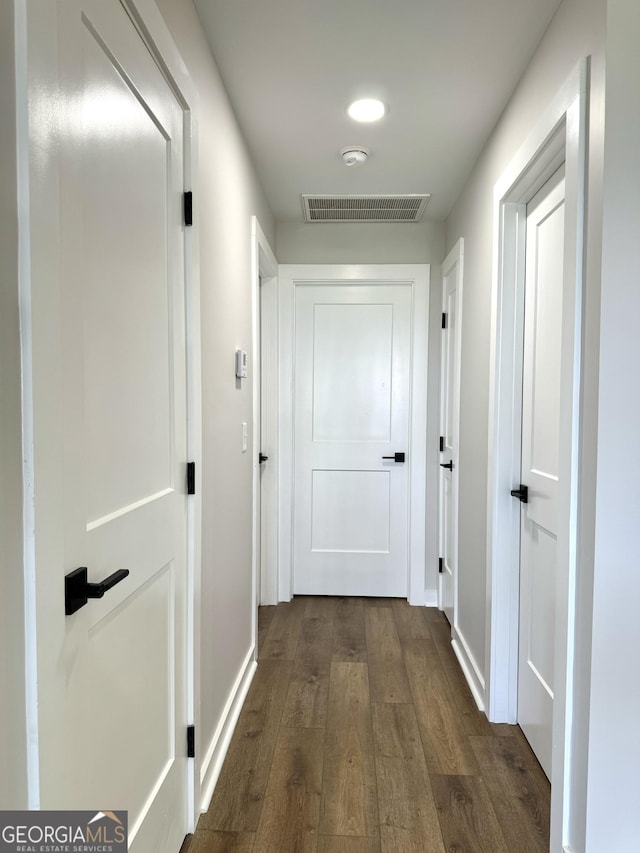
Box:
65, 566, 130, 616
511, 484, 529, 503
440, 461, 454, 471
382, 452, 405, 463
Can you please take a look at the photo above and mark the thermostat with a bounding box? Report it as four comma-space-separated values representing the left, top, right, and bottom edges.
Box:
235, 349, 248, 379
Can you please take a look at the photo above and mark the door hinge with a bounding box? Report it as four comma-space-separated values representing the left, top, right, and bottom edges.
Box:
439, 435, 444, 452
438, 557, 444, 574
441, 312, 447, 329
186, 461, 196, 495
183, 191, 193, 226
187, 725, 195, 758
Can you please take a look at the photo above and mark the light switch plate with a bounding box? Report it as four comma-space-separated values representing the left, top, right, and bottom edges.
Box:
235, 349, 248, 379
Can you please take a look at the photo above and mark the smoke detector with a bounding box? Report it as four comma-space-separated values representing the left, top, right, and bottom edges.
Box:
341, 146, 369, 167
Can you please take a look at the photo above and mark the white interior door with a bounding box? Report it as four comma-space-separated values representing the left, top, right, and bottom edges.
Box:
439, 240, 463, 625
293, 282, 412, 597
517, 168, 566, 778
257, 276, 265, 605
28, 2, 189, 850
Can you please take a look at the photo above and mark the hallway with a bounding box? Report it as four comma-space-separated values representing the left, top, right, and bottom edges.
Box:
184, 598, 550, 852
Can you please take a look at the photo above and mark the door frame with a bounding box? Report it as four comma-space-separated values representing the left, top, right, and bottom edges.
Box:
251, 217, 278, 609
438, 239, 464, 623
485, 60, 588, 849
17, 0, 202, 830
276, 264, 430, 605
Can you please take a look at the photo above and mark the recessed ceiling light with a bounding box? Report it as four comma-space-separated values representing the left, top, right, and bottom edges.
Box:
347, 98, 386, 123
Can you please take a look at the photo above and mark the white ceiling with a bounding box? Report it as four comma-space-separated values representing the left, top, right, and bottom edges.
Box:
193, 0, 563, 223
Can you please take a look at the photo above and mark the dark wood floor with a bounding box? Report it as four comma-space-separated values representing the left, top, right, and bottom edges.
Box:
185, 597, 550, 852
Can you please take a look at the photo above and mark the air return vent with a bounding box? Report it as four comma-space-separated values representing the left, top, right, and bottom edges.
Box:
302, 194, 431, 223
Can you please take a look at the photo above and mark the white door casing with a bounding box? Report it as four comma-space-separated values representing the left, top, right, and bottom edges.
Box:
486, 62, 587, 851
278, 265, 429, 604
21, 2, 197, 849
294, 283, 412, 597
439, 240, 464, 625
517, 170, 565, 778
251, 218, 278, 607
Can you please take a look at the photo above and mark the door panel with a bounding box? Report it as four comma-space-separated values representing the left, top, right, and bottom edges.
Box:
311, 469, 391, 552
517, 169, 565, 779
439, 241, 463, 626
312, 303, 393, 442
294, 284, 411, 596
30, 3, 189, 851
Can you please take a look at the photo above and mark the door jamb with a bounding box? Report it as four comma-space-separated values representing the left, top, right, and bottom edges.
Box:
276, 264, 430, 605
485, 60, 588, 850
251, 217, 278, 611
123, 1, 202, 828
438, 239, 464, 621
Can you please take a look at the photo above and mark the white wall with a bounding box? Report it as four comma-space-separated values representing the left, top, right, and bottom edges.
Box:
445, 0, 605, 742
0, 0, 28, 810
277, 220, 443, 265
585, 2, 640, 849
154, 0, 275, 806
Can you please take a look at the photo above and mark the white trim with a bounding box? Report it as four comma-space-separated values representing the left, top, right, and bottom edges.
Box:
451, 626, 485, 711
411, 590, 438, 608
485, 60, 588, 853
122, 0, 203, 830
438, 239, 464, 623
408, 266, 430, 606
277, 264, 430, 603
198, 647, 257, 813
15, 0, 39, 805
423, 591, 438, 608
251, 219, 279, 612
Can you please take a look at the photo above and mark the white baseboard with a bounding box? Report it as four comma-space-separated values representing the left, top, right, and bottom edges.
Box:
423, 590, 438, 607
451, 626, 486, 712
198, 646, 257, 813
408, 589, 438, 607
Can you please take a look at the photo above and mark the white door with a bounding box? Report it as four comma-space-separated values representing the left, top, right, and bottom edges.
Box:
293, 282, 412, 596
257, 276, 266, 604
439, 240, 464, 626
517, 168, 566, 778
27, 3, 189, 851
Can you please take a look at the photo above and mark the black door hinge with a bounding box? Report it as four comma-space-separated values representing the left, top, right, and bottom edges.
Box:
439, 435, 445, 452
186, 462, 195, 495
439, 557, 444, 574
441, 312, 447, 329
187, 725, 195, 758
184, 191, 193, 226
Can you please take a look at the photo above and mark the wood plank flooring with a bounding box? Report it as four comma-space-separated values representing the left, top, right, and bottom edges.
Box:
187, 598, 550, 853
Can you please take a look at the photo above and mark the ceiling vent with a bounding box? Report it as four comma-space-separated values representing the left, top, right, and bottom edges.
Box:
301, 194, 431, 223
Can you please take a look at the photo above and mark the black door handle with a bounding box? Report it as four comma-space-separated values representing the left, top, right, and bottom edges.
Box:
510, 484, 529, 503
382, 452, 405, 463
65, 566, 130, 616
440, 461, 454, 471
259, 453, 269, 464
